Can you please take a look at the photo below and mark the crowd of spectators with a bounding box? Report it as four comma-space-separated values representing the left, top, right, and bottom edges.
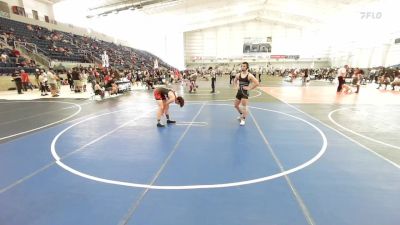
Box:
1, 16, 181, 97
1, 17, 399, 96
0, 16, 172, 71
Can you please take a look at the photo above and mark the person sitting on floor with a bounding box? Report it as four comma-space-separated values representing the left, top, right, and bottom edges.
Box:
94, 81, 105, 99
391, 75, 400, 91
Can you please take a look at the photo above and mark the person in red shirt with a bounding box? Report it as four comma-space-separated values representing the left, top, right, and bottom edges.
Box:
20, 69, 32, 91
11, 48, 20, 63
11, 48, 20, 57
104, 73, 112, 85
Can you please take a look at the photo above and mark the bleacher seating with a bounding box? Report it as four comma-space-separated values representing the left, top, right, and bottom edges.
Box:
0, 17, 174, 72
0, 46, 36, 74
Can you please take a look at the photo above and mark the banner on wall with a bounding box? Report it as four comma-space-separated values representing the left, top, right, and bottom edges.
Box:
0, 1, 10, 18
270, 55, 300, 60
154, 59, 159, 69
243, 37, 272, 54
11, 6, 26, 17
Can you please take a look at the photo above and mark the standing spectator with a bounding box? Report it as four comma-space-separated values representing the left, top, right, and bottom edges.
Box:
33, 69, 40, 88
66, 70, 74, 91
47, 69, 59, 97
55, 72, 62, 93
209, 67, 216, 93
71, 68, 81, 92
81, 69, 88, 92
87, 70, 96, 92
101, 51, 109, 68
20, 69, 32, 91
230, 69, 236, 85
337, 65, 351, 94
302, 69, 309, 86
38, 69, 48, 96
12, 70, 23, 94
353, 68, 362, 93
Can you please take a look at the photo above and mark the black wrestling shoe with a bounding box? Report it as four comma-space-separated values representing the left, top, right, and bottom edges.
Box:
157, 123, 165, 127
167, 120, 176, 124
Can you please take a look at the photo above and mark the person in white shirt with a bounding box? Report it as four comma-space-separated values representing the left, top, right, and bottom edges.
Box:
81, 69, 88, 92
1, 52, 8, 62
101, 51, 109, 68
47, 70, 59, 97
337, 65, 352, 94
38, 70, 48, 96
230, 69, 236, 84
209, 67, 217, 93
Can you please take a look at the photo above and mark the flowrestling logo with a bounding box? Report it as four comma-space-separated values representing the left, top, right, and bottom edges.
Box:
360, 11, 382, 19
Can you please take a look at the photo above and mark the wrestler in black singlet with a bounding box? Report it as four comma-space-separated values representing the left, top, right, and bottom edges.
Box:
154, 87, 175, 100
236, 73, 250, 100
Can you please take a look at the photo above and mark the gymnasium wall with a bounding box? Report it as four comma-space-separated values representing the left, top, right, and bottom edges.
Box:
0, 0, 126, 46
1, 0, 54, 21
326, 0, 400, 68
184, 20, 330, 68
328, 38, 400, 68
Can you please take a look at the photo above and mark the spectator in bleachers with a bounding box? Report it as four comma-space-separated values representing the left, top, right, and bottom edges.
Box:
28, 59, 36, 67
18, 56, 27, 67
0, 17, 175, 76
57, 47, 65, 53
11, 47, 20, 63
101, 50, 109, 68
1, 51, 8, 62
